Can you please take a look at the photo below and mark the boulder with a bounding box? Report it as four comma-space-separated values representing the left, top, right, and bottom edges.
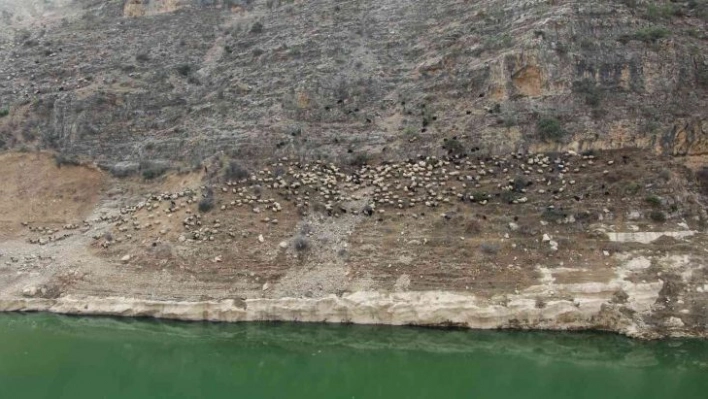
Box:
22, 286, 38, 297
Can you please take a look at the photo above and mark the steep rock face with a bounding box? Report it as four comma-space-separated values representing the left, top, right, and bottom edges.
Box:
0, 0, 706, 169
666, 119, 708, 156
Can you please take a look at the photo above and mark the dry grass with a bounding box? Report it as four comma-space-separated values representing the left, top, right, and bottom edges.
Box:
0, 152, 104, 238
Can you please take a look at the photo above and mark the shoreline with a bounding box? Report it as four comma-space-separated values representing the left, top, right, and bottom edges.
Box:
1, 291, 703, 340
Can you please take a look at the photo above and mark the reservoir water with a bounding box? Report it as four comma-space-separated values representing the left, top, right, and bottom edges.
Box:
0, 313, 706, 399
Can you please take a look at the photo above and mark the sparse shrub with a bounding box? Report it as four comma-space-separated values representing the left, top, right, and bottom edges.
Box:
0, 108, 8, 118
482, 34, 513, 51
572, 79, 602, 107
574, 210, 594, 221
287, 124, 302, 137
542, 207, 567, 222
53, 154, 81, 167
149, 242, 173, 259
464, 219, 481, 235
640, 119, 661, 135
20, 122, 37, 141
604, 170, 623, 183
198, 198, 214, 213
535, 298, 547, 309
658, 169, 672, 181
554, 42, 569, 55
250, 22, 264, 34
697, 64, 708, 88
649, 210, 667, 223
110, 168, 132, 178
500, 112, 518, 127
579, 38, 596, 51
300, 223, 313, 235
471, 192, 491, 202
686, 28, 703, 39
141, 168, 164, 180
349, 153, 370, 167
624, 182, 642, 195
620, 27, 670, 43
512, 176, 529, 192
687, 1, 705, 17
309, 201, 327, 215
635, 27, 671, 42
696, 167, 708, 195
442, 138, 465, 155
109, 163, 139, 178
294, 236, 309, 252
603, 241, 626, 255
140, 161, 168, 180
536, 117, 566, 142
479, 242, 499, 256
421, 108, 436, 127
224, 161, 250, 181
645, 195, 662, 207
501, 190, 518, 204
403, 126, 419, 139
403, 126, 417, 135
645, 4, 679, 21
176, 64, 192, 77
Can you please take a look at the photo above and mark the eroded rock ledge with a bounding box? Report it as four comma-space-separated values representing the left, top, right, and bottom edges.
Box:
0, 291, 703, 340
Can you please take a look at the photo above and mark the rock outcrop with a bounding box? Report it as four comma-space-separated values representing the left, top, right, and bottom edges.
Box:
0, 288, 696, 339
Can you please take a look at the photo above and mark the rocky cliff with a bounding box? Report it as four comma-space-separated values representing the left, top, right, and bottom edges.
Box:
1, 0, 706, 169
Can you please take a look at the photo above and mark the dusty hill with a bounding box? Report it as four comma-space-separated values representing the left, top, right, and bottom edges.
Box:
0, 0, 708, 338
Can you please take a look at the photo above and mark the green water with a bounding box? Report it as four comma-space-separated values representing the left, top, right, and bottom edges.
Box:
1, 314, 707, 399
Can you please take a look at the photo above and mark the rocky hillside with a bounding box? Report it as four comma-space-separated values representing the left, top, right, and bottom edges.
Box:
1, 0, 708, 338
0, 0, 707, 173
